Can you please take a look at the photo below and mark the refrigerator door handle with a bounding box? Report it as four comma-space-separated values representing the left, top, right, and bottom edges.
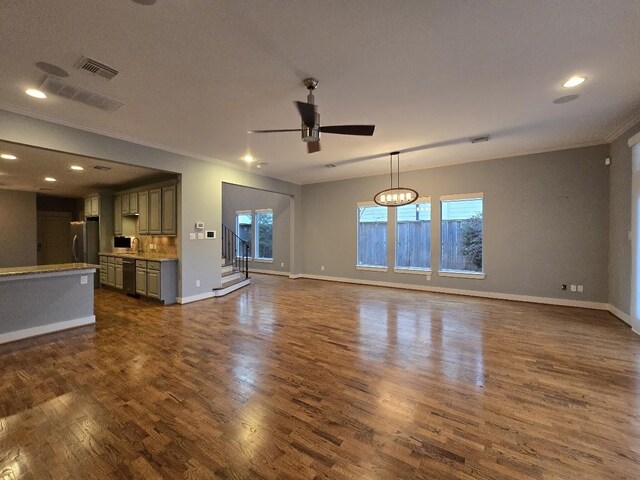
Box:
72, 235, 79, 262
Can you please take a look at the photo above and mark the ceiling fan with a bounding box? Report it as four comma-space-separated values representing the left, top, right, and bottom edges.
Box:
248, 77, 375, 154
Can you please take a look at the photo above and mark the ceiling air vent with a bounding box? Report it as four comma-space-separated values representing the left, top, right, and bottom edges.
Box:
39, 75, 124, 113
471, 135, 490, 144
75, 56, 119, 80
93, 165, 112, 171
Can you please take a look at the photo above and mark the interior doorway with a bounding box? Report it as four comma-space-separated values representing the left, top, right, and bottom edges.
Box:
37, 212, 72, 265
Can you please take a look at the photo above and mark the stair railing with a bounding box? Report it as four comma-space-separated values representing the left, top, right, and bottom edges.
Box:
221, 223, 249, 279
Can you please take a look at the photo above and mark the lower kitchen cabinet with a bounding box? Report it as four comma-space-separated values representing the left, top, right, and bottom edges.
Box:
115, 264, 123, 290
107, 263, 115, 287
135, 259, 177, 304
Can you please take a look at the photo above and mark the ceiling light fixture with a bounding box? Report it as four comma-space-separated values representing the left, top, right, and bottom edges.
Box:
243, 154, 254, 163
374, 151, 418, 207
562, 76, 586, 88
1, 154, 17, 160
44, 177, 57, 182
25, 88, 47, 99
70, 165, 84, 171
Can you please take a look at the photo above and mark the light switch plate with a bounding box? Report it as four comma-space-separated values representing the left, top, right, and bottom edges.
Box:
195, 222, 205, 230
197, 232, 204, 240
189, 232, 196, 240
80, 275, 88, 285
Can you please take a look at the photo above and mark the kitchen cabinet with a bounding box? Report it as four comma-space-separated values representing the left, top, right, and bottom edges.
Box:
121, 194, 129, 215
115, 263, 123, 289
135, 259, 177, 304
85, 194, 100, 217
161, 185, 177, 235
138, 191, 149, 234
128, 193, 138, 215
135, 266, 147, 295
107, 263, 115, 287
149, 188, 162, 234
114, 195, 122, 235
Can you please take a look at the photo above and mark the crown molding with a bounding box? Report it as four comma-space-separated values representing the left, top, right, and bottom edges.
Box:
605, 109, 640, 143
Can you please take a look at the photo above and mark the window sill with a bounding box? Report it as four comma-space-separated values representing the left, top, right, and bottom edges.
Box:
355, 265, 388, 272
438, 270, 486, 279
253, 258, 273, 263
236, 256, 253, 261
394, 268, 432, 275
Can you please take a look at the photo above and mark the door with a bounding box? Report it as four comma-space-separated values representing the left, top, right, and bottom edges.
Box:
136, 268, 147, 295
147, 270, 160, 299
114, 195, 122, 235
69, 221, 86, 263
149, 188, 162, 234
37, 212, 73, 265
162, 185, 176, 235
107, 264, 116, 286
138, 191, 149, 234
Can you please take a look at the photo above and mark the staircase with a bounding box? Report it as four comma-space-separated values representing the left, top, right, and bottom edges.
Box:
213, 224, 251, 297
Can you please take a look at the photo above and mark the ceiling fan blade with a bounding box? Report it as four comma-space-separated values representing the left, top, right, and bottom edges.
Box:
294, 101, 317, 128
307, 141, 321, 154
248, 128, 301, 133
319, 125, 375, 136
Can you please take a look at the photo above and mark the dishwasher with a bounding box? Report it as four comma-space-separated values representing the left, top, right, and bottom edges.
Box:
122, 258, 137, 296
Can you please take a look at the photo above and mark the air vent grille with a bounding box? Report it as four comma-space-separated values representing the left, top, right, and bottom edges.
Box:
93, 165, 112, 171
75, 56, 119, 80
471, 135, 490, 144
39, 76, 124, 113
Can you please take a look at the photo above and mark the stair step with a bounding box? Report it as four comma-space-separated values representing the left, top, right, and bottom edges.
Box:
222, 271, 242, 284
212, 277, 251, 297
221, 265, 234, 275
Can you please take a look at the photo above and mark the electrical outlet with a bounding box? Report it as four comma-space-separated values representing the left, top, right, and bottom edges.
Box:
426, 275, 431, 281
321, 265, 325, 271
80, 275, 88, 285
577, 285, 583, 293
570, 285, 577, 292
280, 262, 284, 268
561, 284, 567, 290
196, 280, 200, 287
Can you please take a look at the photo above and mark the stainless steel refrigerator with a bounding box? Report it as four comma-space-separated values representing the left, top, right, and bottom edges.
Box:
70, 220, 100, 288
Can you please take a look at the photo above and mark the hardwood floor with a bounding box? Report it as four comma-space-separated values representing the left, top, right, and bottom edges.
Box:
1, 275, 639, 479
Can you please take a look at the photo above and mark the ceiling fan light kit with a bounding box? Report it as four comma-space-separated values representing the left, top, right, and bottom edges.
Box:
248, 77, 375, 154
374, 151, 419, 207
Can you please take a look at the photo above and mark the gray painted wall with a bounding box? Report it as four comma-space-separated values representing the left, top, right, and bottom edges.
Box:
302, 145, 610, 302
222, 183, 291, 273
608, 120, 640, 315
0, 271, 94, 335
0, 110, 302, 300
0, 190, 37, 267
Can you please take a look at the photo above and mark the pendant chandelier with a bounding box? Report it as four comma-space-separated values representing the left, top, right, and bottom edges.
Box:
373, 151, 419, 207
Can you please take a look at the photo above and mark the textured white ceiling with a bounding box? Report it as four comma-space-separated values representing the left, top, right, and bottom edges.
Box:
0, 0, 639, 185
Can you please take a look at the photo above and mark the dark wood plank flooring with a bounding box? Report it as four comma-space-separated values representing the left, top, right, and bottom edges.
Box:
1, 274, 639, 479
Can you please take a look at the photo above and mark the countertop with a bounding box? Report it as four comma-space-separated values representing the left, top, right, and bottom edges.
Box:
0, 263, 100, 278
99, 252, 178, 262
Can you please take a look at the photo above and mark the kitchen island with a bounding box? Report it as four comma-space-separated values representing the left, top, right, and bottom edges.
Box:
0, 263, 99, 344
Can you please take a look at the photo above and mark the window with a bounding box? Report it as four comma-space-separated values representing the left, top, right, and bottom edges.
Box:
395, 199, 431, 271
357, 203, 388, 269
235, 210, 252, 256
440, 194, 484, 276
255, 209, 273, 261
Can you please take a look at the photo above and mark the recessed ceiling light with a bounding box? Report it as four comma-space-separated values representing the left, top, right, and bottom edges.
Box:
562, 76, 586, 88
26, 88, 47, 99
256, 162, 268, 169
44, 177, 57, 182
243, 154, 254, 162
70, 165, 84, 171
1, 154, 17, 160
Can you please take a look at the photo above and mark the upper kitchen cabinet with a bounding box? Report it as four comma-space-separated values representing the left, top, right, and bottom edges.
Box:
162, 185, 177, 235
84, 194, 99, 217
114, 195, 122, 235
148, 188, 162, 234
138, 190, 149, 234
121, 192, 138, 215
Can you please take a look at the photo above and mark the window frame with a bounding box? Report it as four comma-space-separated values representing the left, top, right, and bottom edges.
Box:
254, 208, 274, 263
355, 201, 388, 271
394, 196, 432, 275
438, 192, 485, 279
235, 209, 253, 259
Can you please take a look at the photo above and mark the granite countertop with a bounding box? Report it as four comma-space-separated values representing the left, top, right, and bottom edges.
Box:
99, 252, 178, 262
0, 263, 100, 278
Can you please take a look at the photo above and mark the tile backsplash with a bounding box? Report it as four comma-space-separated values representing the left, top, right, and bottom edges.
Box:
112, 235, 177, 256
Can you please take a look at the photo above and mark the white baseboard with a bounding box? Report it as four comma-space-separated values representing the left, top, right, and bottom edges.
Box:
297, 273, 609, 310
250, 268, 290, 276
176, 291, 215, 304
607, 304, 632, 326
0, 315, 95, 345
212, 278, 251, 297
